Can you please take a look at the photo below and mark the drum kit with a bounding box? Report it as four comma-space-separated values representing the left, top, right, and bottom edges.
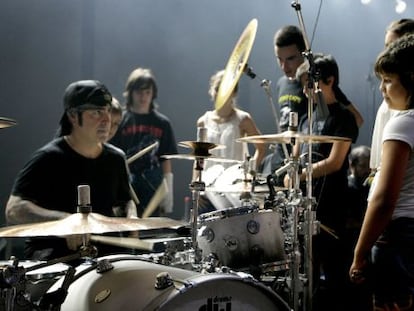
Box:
0, 2, 350, 311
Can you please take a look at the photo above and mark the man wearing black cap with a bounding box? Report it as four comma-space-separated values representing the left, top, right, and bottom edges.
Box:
5, 80, 137, 261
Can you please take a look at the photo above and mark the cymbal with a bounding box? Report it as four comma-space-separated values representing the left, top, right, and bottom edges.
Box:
0, 117, 17, 129
206, 183, 286, 194
0, 213, 188, 237
178, 141, 225, 151
237, 131, 351, 144
215, 18, 258, 112
162, 153, 242, 163
89, 235, 188, 252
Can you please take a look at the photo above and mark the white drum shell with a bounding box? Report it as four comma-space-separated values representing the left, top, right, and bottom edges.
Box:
198, 207, 285, 268
49, 255, 289, 311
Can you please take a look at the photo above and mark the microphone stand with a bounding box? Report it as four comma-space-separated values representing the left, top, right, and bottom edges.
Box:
244, 64, 289, 160
291, 1, 321, 310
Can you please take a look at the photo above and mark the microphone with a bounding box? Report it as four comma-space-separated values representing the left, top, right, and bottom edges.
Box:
77, 184, 91, 213
243, 64, 256, 79
288, 111, 298, 145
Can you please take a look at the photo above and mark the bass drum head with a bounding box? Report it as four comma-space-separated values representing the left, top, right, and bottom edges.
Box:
50, 255, 289, 311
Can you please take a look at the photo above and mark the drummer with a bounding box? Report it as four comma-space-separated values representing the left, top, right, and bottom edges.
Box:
195, 70, 266, 214
5, 80, 137, 262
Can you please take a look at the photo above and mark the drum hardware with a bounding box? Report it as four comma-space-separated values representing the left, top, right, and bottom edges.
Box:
164, 139, 226, 266
0, 254, 83, 311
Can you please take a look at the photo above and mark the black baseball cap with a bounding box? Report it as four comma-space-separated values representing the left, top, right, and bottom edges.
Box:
63, 80, 112, 111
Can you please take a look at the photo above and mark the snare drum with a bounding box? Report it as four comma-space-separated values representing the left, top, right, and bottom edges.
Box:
49, 255, 290, 310
198, 205, 285, 268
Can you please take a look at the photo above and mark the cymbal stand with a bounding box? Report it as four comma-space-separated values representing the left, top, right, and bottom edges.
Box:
275, 145, 304, 311
189, 157, 206, 266
291, 1, 321, 310
260, 77, 290, 160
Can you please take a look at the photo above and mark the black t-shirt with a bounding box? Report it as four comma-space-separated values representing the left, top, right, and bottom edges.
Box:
110, 110, 177, 174
12, 138, 131, 215
11, 137, 132, 260
276, 76, 308, 132
299, 102, 359, 231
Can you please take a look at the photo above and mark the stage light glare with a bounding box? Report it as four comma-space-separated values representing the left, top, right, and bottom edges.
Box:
361, 0, 371, 5
395, 0, 407, 14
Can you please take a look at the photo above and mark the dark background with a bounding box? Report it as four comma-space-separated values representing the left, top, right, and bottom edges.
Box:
0, 0, 412, 257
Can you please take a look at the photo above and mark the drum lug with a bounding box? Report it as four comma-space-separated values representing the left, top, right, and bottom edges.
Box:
155, 272, 174, 290
96, 259, 114, 274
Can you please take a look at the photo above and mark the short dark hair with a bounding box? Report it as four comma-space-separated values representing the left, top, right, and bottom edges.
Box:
387, 18, 414, 38
273, 25, 306, 52
375, 34, 414, 108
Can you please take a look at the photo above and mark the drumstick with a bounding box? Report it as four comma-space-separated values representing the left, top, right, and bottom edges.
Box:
127, 142, 159, 165
320, 224, 339, 240
90, 235, 154, 251
142, 180, 168, 218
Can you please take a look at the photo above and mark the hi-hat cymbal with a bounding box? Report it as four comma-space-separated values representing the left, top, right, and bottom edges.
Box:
237, 131, 351, 144
215, 18, 258, 112
162, 153, 242, 163
0, 213, 188, 237
0, 117, 17, 129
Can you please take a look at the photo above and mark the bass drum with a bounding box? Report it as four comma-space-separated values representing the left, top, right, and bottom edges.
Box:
49, 255, 290, 311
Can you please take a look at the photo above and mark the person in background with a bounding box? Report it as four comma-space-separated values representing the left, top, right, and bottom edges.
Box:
260, 25, 363, 178
344, 145, 372, 311
110, 68, 177, 217
195, 70, 266, 214
369, 19, 414, 179
350, 34, 414, 311
108, 96, 123, 141
5, 80, 136, 261
347, 145, 371, 234
291, 53, 359, 311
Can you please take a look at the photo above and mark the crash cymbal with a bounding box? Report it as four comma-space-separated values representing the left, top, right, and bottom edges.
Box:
215, 18, 258, 112
162, 153, 242, 163
0, 117, 17, 129
0, 213, 188, 237
237, 131, 351, 144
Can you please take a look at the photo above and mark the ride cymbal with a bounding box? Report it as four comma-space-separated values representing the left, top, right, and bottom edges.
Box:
215, 18, 258, 112
237, 131, 351, 144
0, 213, 188, 237
0, 117, 17, 129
